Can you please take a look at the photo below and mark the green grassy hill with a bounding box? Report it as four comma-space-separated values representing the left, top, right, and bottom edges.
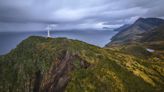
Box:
0, 36, 164, 92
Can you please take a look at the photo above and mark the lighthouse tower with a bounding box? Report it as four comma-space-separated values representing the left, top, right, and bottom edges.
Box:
46, 24, 56, 38
46, 25, 51, 37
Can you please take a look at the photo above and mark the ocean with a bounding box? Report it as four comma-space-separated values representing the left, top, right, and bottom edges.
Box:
0, 30, 118, 55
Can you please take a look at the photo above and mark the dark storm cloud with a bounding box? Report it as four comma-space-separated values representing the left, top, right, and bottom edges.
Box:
0, 0, 164, 31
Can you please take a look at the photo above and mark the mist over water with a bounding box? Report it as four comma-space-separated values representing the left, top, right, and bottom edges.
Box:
0, 30, 118, 55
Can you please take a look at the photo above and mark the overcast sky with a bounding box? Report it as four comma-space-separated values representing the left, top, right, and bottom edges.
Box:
0, 0, 164, 31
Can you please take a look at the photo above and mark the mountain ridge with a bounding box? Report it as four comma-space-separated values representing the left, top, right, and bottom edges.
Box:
108, 17, 164, 45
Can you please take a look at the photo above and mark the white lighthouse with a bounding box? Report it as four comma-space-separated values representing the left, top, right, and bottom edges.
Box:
46, 24, 57, 38
46, 25, 51, 37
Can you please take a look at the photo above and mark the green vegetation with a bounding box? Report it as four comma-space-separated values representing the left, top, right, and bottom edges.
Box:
0, 36, 164, 92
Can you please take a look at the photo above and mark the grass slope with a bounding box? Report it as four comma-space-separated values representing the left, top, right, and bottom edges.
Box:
0, 36, 164, 92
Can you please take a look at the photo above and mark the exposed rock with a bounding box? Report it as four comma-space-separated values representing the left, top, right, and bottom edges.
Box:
41, 51, 90, 92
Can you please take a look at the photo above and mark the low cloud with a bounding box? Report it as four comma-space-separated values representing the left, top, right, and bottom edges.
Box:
0, 0, 164, 31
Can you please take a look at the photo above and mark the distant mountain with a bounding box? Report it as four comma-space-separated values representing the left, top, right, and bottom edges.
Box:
108, 18, 164, 45
0, 36, 164, 92
141, 25, 164, 42
139, 25, 164, 51
105, 18, 164, 60
114, 24, 131, 31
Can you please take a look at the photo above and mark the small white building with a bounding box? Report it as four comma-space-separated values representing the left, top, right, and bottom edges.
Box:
146, 48, 155, 52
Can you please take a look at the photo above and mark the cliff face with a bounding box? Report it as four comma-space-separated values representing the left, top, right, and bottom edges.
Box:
0, 36, 164, 92
41, 51, 89, 92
